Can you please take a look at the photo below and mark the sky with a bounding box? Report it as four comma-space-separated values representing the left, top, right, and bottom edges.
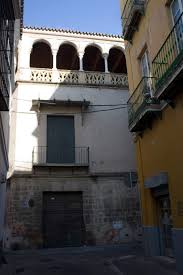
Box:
24, 0, 122, 35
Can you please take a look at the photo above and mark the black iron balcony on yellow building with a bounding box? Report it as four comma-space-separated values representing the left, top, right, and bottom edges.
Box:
152, 12, 183, 101
122, 0, 145, 41
128, 12, 183, 133
127, 77, 161, 132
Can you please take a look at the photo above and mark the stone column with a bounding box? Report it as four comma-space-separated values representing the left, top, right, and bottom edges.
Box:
79, 53, 84, 71
52, 49, 57, 70
103, 53, 109, 73
52, 49, 59, 83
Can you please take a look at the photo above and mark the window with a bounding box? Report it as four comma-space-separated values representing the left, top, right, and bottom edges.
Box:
171, 0, 183, 51
140, 50, 153, 96
140, 50, 150, 77
171, 0, 183, 24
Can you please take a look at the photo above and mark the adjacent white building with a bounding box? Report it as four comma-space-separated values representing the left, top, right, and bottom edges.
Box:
0, 0, 22, 248
6, 27, 141, 249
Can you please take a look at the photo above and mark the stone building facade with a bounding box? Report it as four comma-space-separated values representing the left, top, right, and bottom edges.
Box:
6, 27, 141, 249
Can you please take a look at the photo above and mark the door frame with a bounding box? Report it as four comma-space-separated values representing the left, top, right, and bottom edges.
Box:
156, 195, 174, 257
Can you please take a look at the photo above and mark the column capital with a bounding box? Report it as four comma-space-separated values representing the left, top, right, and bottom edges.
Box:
102, 53, 109, 59
78, 52, 84, 59
52, 48, 58, 55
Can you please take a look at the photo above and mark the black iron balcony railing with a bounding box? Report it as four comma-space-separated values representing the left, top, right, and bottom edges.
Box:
32, 146, 90, 166
128, 77, 159, 128
0, 18, 14, 110
152, 12, 183, 92
0, 73, 10, 110
122, 0, 145, 41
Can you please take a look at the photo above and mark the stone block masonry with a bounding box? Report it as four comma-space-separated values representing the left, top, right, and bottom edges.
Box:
6, 172, 142, 249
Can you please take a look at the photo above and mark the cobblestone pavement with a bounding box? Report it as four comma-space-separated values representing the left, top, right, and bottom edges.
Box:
0, 244, 178, 275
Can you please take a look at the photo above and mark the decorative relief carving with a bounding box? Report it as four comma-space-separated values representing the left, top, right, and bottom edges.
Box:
31, 69, 52, 82
111, 74, 128, 87
30, 69, 128, 87
85, 72, 105, 85
59, 71, 79, 84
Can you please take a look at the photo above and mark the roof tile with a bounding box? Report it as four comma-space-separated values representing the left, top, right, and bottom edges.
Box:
23, 25, 123, 39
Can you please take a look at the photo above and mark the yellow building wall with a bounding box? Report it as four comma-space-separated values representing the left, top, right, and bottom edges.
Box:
136, 94, 183, 228
122, 0, 173, 92
121, 0, 183, 229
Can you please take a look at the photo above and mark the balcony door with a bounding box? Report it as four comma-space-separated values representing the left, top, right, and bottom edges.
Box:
47, 116, 75, 164
140, 50, 152, 96
157, 196, 173, 257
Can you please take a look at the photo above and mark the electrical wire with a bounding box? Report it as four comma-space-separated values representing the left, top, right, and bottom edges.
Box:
10, 105, 127, 116
12, 97, 128, 107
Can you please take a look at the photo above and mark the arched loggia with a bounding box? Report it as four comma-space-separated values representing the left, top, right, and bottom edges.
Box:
108, 47, 127, 74
83, 46, 105, 72
30, 41, 53, 69
57, 44, 79, 70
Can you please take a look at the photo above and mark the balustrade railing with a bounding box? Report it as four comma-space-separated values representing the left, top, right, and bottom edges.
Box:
27, 68, 128, 87
111, 73, 128, 86
59, 70, 79, 84
128, 77, 157, 126
0, 18, 14, 110
30, 69, 52, 82
85, 71, 105, 85
152, 12, 183, 90
33, 146, 89, 166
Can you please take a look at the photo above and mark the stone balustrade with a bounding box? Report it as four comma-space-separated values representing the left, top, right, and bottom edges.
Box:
18, 68, 128, 88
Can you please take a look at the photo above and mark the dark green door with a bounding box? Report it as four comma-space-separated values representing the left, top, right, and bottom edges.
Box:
43, 192, 85, 248
47, 116, 75, 164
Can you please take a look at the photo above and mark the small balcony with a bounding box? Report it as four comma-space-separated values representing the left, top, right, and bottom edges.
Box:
152, 12, 183, 99
32, 146, 89, 167
128, 77, 161, 132
122, 0, 145, 41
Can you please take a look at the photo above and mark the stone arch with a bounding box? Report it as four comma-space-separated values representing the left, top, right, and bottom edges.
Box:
83, 45, 105, 72
31, 38, 53, 51
30, 40, 53, 68
84, 43, 103, 54
58, 41, 79, 54
57, 43, 79, 70
108, 47, 127, 74
109, 44, 125, 54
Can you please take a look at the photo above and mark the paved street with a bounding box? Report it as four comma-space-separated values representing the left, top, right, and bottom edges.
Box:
0, 244, 178, 275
